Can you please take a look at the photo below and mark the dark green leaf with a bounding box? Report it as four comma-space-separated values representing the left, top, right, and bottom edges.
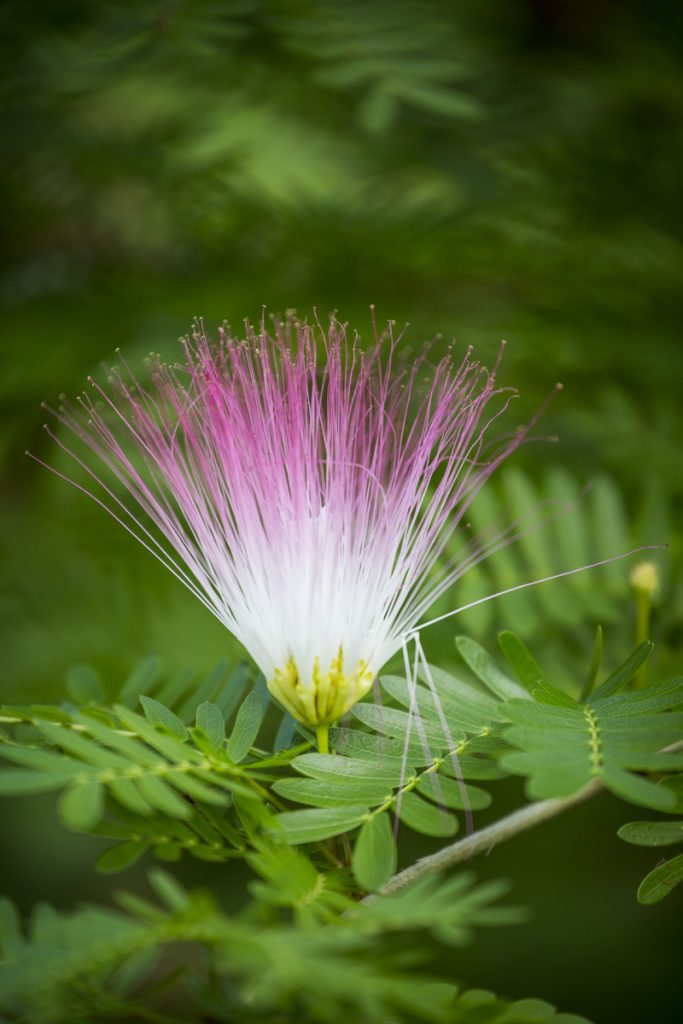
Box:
637, 852, 683, 905
497, 631, 545, 691
97, 842, 147, 874
397, 791, 458, 837
618, 821, 683, 847
590, 642, 654, 701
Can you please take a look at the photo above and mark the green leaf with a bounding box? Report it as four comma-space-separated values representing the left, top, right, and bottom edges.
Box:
416, 774, 492, 811
591, 476, 630, 593
65, 664, 104, 704
600, 768, 677, 812
580, 625, 603, 702
497, 631, 544, 691
174, 664, 223, 723
352, 703, 449, 750
139, 696, 189, 741
215, 662, 251, 720
501, 662, 683, 809
148, 868, 189, 911
292, 752, 402, 785
196, 701, 225, 749
397, 791, 458, 837
97, 842, 147, 874
456, 636, 530, 701
273, 775, 393, 809
590, 641, 654, 701
136, 775, 191, 818
381, 673, 500, 734
274, 806, 368, 845
637, 852, 683, 905
58, 781, 104, 830
225, 690, 264, 763
352, 812, 396, 891
0, 770, 73, 795
618, 820, 683, 846
109, 778, 154, 816
532, 683, 580, 709
0, 743, 85, 775
120, 655, 163, 707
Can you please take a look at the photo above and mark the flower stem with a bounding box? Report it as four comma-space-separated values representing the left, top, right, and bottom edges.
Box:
316, 724, 330, 754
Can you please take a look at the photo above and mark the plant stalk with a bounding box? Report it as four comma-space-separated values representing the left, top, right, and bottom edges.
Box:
316, 724, 330, 753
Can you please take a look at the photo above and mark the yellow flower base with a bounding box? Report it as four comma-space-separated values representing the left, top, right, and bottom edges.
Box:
268, 649, 374, 728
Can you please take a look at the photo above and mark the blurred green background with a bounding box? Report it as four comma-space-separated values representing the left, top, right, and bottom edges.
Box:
1, 1, 681, 1021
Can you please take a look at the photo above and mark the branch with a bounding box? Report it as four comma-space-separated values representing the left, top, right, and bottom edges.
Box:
366, 737, 683, 902
363, 778, 603, 902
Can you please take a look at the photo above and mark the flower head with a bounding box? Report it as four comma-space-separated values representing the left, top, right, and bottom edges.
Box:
41, 315, 527, 730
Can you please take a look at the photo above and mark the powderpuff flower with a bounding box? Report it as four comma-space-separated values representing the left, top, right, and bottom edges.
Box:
36, 314, 532, 746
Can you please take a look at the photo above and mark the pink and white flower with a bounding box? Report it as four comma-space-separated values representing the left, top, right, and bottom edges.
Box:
38, 314, 529, 736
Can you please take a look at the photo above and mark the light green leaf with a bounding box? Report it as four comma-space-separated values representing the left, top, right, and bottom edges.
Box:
273, 775, 392, 809
225, 690, 264, 763
292, 753, 402, 785
139, 697, 189, 741
120, 655, 163, 707
65, 664, 103, 704
196, 701, 224, 749
352, 812, 396, 892
275, 806, 368, 845
148, 868, 189, 911
58, 781, 104, 831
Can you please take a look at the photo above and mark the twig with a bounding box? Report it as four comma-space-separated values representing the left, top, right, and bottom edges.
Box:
364, 737, 683, 902
363, 778, 604, 902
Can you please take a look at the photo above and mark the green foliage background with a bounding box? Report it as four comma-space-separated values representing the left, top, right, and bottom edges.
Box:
1, 1, 681, 1021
